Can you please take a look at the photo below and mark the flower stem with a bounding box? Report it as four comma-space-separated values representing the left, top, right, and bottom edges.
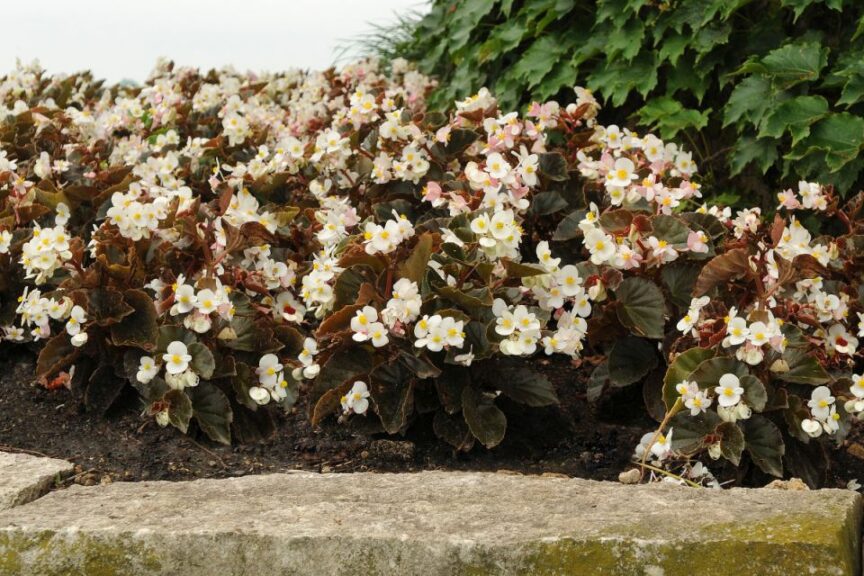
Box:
640, 463, 703, 489
639, 397, 682, 477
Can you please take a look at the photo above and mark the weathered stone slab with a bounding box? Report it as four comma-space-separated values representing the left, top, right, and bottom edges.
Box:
0, 451, 73, 511
0, 471, 859, 575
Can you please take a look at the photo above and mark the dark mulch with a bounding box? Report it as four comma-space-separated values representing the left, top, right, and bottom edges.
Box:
0, 350, 861, 488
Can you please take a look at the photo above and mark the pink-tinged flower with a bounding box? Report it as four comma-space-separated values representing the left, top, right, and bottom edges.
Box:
686, 230, 709, 253
777, 189, 800, 210
435, 125, 451, 144
422, 181, 443, 205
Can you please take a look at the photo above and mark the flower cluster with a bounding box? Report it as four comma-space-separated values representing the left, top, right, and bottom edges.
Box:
0, 55, 861, 490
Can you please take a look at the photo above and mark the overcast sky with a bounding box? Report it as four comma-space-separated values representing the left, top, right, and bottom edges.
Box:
2, 0, 424, 82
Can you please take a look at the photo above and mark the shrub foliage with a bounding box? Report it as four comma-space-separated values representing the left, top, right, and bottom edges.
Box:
388, 0, 864, 197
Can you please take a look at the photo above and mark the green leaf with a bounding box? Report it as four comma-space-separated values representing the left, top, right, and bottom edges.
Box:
663, 347, 715, 410
503, 260, 547, 279
716, 421, 745, 466
398, 232, 433, 283
445, 129, 481, 156
743, 414, 785, 477
792, 113, 864, 172
511, 35, 570, 88
310, 346, 374, 404
670, 410, 722, 452
529, 191, 569, 215
552, 210, 586, 241
492, 363, 559, 406
651, 214, 691, 245
780, 0, 835, 22
606, 17, 645, 62
110, 289, 158, 351
739, 374, 768, 412
608, 336, 659, 387
658, 33, 689, 66
332, 266, 368, 310
723, 76, 772, 128
729, 137, 779, 176
223, 314, 280, 354
399, 350, 442, 379
587, 52, 658, 107
778, 347, 830, 385
231, 403, 277, 444
448, 0, 497, 52
461, 385, 507, 448
751, 41, 829, 90
188, 342, 216, 380
188, 382, 233, 445
636, 96, 711, 138
165, 389, 193, 434
370, 362, 415, 434
688, 356, 748, 390
615, 277, 666, 339
35, 332, 79, 378
599, 209, 633, 233
759, 95, 829, 145
435, 366, 469, 413
86, 288, 135, 327
432, 410, 474, 451
85, 364, 126, 415
436, 285, 493, 313
661, 263, 702, 308
537, 152, 569, 181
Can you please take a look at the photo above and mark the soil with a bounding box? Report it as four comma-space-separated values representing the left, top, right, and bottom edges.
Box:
1, 350, 862, 489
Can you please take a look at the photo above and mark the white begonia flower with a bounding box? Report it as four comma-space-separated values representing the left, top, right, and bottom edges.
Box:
801, 418, 823, 438
298, 337, 318, 366
65, 305, 87, 336
605, 157, 637, 188
724, 317, 749, 347
257, 353, 283, 387
584, 228, 616, 264
555, 265, 582, 297
827, 323, 858, 356
249, 386, 271, 405
195, 289, 218, 315
651, 429, 673, 459
634, 429, 674, 461
808, 386, 835, 421
714, 373, 744, 407
70, 332, 88, 347
747, 322, 770, 347
172, 284, 197, 315
535, 241, 560, 272
163, 341, 192, 375
55, 202, 71, 226
137, 356, 160, 384
351, 305, 378, 335
0, 230, 13, 253
341, 381, 370, 415
851, 374, 864, 399
46, 297, 72, 320
485, 152, 511, 180
676, 310, 697, 333
368, 322, 390, 348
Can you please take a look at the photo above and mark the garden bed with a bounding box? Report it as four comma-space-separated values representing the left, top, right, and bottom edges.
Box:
2, 351, 863, 489
0, 352, 647, 483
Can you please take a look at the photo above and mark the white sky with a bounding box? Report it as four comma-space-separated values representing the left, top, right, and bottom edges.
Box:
2, 0, 424, 82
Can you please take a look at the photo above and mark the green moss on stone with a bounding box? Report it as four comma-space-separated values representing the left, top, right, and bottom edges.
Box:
0, 530, 162, 576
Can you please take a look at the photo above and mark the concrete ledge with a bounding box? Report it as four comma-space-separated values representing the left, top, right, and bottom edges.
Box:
0, 452, 73, 511
0, 471, 859, 575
